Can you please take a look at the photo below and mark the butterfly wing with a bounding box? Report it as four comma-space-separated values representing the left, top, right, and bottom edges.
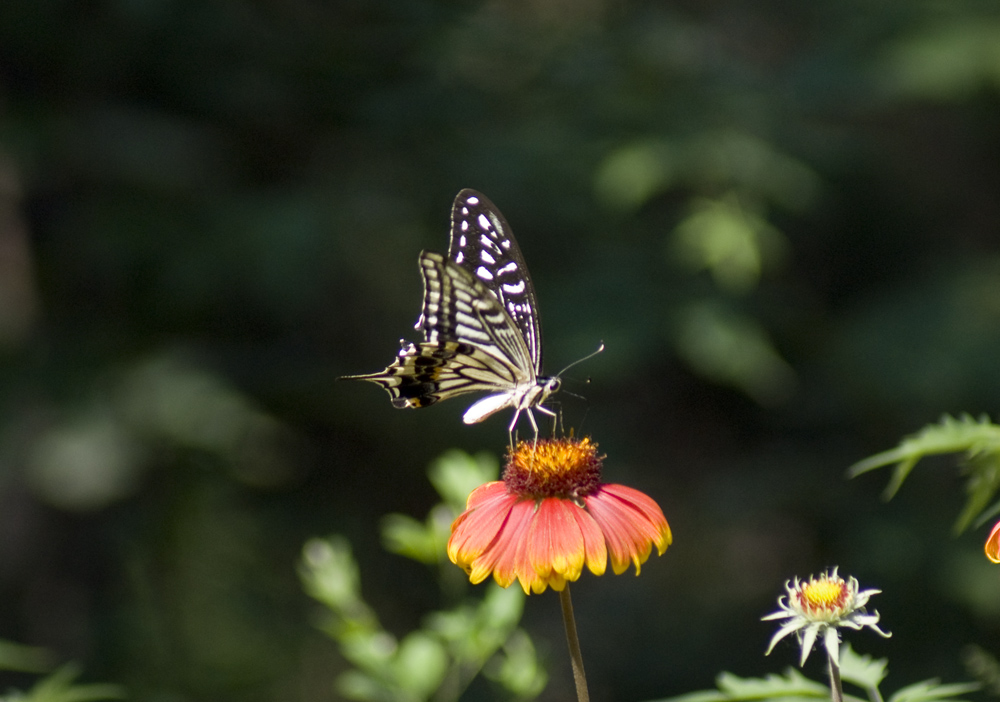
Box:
344, 190, 559, 430
346, 252, 533, 411
448, 189, 543, 375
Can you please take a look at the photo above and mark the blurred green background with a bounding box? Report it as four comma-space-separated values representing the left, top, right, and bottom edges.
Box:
2, 0, 1000, 700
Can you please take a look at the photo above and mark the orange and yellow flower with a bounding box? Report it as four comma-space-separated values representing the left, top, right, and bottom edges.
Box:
986, 521, 1000, 563
447, 437, 671, 594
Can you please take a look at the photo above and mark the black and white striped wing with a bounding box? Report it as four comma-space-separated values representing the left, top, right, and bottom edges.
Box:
343, 190, 559, 430
346, 252, 534, 413
448, 189, 543, 374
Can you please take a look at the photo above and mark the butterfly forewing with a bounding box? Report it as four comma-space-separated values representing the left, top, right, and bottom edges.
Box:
449, 189, 543, 373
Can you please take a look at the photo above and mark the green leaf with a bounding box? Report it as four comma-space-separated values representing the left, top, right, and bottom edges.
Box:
335, 669, 384, 701
381, 513, 440, 564
849, 414, 1000, 532
888, 679, 979, 702
653, 667, 831, 702
18, 665, 125, 702
298, 537, 380, 636
716, 669, 830, 699
838, 644, 888, 691
673, 301, 796, 406
849, 414, 1000, 499
477, 582, 526, 632
0, 640, 53, 674
955, 451, 1000, 533
483, 629, 547, 698
594, 140, 675, 211
671, 194, 781, 294
338, 629, 398, 670
427, 450, 499, 512
393, 632, 448, 699
963, 645, 1000, 695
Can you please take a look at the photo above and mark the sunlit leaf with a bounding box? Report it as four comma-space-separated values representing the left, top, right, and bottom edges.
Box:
839, 644, 888, 691
381, 513, 440, 564
653, 667, 834, 702
849, 415, 1000, 532
674, 301, 796, 405
888, 679, 979, 702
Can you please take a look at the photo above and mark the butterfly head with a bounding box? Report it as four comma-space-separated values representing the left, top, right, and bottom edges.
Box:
541, 376, 561, 398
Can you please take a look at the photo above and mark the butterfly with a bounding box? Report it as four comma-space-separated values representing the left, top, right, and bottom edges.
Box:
343, 189, 564, 443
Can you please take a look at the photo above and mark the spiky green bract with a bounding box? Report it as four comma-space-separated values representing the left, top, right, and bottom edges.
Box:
849, 414, 1000, 534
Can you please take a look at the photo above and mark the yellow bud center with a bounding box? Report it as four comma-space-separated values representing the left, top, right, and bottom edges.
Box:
796, 575, 849, 617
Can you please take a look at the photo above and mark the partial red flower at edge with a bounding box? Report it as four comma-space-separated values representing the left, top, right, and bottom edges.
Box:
986, 520, 1000, 563
447, 437, 672, 595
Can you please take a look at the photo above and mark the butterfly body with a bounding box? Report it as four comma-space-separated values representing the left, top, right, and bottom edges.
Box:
344, 190, 559, 439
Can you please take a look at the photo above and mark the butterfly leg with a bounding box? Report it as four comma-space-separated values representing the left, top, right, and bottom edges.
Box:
525, 408, 541, 453
536, 404, 557, 436
508, 407, 524, 452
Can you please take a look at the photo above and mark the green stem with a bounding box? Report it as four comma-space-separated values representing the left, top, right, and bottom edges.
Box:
828, 650, 844, 702
559, 585, 590, 702
866, 684, 885, 702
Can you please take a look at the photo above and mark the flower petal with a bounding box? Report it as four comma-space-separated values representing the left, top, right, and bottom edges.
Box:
987, 521, 1000, 563
798, 624, 819, 666
569, 501, 608, 576
446, 438, 672, 594
600, 484, 672, 553
447, 484, 516, 570
823, 627, 841, 667
585, 485, 670, 575
764, 618, 806, 656
527, 498, 586, 583
481, 499, 536, 590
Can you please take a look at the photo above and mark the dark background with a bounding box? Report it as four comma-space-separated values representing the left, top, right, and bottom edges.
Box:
2, 1, 1000, 700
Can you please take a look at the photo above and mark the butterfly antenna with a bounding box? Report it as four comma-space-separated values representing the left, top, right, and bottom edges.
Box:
555, 342, 605, 378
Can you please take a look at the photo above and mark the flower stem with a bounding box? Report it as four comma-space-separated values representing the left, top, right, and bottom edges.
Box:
827, 651, 844, 702
559, 585, 590, 702
865, 683, 885, 702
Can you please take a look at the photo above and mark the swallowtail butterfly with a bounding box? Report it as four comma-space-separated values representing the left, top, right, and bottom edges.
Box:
344, 189, 562, 441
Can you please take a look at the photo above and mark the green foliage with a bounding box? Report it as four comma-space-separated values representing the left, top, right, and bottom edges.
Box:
850, 414, 1000, 533
880, 19, 1000, 100
381, 450, 500, 566
671, 195, 786, 295
660, 668, 834, 702
962, 645, 1000, 696
0, 640, 52, 674
299, 451, 544, 702
0, 664, 124, 702
594, 131, 820, 215
888, 681, 979, 702
839, 647, 888, 695
427, 451, 501, 515
649, 646, 975, 702
673, 301, 796, 406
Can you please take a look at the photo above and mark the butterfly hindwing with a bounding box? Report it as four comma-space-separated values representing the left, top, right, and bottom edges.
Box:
357, 339, 520, 410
